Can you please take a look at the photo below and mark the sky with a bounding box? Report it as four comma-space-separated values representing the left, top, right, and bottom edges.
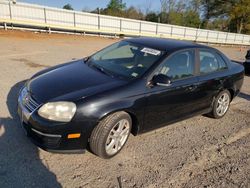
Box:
19, 0, 161, 12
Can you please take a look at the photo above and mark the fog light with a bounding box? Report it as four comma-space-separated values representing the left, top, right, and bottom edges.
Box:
67, 133, 81, 139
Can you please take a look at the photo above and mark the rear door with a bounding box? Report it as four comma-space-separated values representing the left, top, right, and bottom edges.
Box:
195, 49, 229, 110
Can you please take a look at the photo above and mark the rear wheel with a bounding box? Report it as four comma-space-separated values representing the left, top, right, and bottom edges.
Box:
90, 112, 132, 159
210, 90, 231, 119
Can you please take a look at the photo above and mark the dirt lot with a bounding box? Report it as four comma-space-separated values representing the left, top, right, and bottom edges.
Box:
0, 30, 249, 188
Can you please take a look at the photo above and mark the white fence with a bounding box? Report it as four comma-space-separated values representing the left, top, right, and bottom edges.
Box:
1, 1, 250, 45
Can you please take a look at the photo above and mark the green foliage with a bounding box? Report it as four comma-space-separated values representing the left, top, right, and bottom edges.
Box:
107, 0, 126, 11
62, 4, 74, 10
168, 10, 184, 25
145, 12, 159, 23
100, 0, 127, 17
200, 0, 250, 34
183, 10, 201, 28
229, 0, 250, 33
125, 6, 144, 20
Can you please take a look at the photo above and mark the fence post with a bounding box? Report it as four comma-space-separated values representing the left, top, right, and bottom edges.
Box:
98, 15, 100, 30
139, 21, 142, 34
206, 31, 209, 41
234, 33, 237, 43
73, 12, 76, 27
225, 32, 229, 44
156, 23, 158, 35
184, 28, 187, 38
44, 8, 47, 23
216, 31, 219, 43
9, 1, 12, 19
120, 19, 122, 32
4, 22, 7, 30
195, 29, 198, 42
170, 26, 173, 37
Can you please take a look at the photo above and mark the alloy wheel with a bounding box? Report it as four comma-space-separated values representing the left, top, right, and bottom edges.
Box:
105, 119, 130, 155
216, 93, 230, 116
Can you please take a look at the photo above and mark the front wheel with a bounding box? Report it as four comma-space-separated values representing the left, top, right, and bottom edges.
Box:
89, 112, 132, 159
210, 90, 231, 119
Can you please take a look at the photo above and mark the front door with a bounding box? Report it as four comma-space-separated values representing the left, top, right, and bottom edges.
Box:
143, 49, 201, 132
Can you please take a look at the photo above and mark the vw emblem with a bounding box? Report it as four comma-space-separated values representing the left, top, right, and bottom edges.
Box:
22, 93, 29, 105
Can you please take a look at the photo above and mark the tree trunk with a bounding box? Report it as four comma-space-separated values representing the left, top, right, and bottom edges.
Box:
238, 18, 243, 34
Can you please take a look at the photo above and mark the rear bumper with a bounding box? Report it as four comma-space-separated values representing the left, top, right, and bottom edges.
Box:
17, 97, 94, 153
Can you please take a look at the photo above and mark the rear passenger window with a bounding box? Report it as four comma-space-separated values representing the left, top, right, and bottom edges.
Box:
216, 53, 228, 70
199, 50, 227, 74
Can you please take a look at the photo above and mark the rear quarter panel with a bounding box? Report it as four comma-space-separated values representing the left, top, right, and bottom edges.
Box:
228, 61, 244, 97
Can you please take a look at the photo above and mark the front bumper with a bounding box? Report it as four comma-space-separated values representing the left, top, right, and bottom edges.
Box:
17, 94, 92, 153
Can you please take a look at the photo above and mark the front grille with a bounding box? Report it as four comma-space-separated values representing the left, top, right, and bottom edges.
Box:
24, 95, 40, 112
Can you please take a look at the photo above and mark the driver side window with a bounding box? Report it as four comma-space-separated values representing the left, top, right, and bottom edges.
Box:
159, 50, 195, 80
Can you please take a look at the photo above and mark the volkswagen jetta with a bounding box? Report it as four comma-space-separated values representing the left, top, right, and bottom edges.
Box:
18, 38, 244, 158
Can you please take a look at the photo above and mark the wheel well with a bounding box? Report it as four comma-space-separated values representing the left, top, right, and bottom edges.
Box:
125, 111, 139, 136
99, 110, 140, 136
227, 88, 235, 101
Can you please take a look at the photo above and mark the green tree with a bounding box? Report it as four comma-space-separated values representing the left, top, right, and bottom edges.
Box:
200, 0, 218, 28
168, 10, 184, 25
200, 0, 250, 33
125, 6, 144, 20
158, 12, 168, 23
63, 4, 74, 10
107, 0, 126, 10
229, 0, 250, 33
103, 0, 126, 17
190, 0, 202, 13
145, 12, 159, 22
183, 10, 201, 28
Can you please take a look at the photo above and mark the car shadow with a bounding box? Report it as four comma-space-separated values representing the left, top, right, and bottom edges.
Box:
0, 81, 62, 187
238, 92, 250, 101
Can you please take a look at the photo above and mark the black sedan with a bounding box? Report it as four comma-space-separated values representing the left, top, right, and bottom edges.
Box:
18, 37, 244, 158
244, 49, 250, 74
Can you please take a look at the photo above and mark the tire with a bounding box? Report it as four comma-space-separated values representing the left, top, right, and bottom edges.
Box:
209, 90, 231, 119
89, 111, 132, 159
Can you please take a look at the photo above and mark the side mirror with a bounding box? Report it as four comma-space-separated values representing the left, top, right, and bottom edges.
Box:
151, 74, 172, 87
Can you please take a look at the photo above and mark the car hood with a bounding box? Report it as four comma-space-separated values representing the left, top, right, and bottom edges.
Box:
27, 60, 127, 103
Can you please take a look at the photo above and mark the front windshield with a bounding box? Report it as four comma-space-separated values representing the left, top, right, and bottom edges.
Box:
87, 41, 164, 80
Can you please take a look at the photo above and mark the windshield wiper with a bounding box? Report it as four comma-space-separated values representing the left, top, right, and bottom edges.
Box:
91, 64, 114, 78
83, 56, 90, 64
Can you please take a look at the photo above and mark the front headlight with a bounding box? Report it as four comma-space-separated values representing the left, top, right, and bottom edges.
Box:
38, 102, 76, 122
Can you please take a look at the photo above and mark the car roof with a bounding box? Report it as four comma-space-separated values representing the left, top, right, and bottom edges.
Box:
125, 37, 209, 52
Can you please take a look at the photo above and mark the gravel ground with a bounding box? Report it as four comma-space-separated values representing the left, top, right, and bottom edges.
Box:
0, 30, 249, 188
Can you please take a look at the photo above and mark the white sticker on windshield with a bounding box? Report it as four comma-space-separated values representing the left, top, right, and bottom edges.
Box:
141, 48, 161, 56
131, 72, 138, 77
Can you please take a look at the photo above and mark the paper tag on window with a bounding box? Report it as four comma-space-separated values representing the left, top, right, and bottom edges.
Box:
141, 48, 161, 56
131, 72, 138, 77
